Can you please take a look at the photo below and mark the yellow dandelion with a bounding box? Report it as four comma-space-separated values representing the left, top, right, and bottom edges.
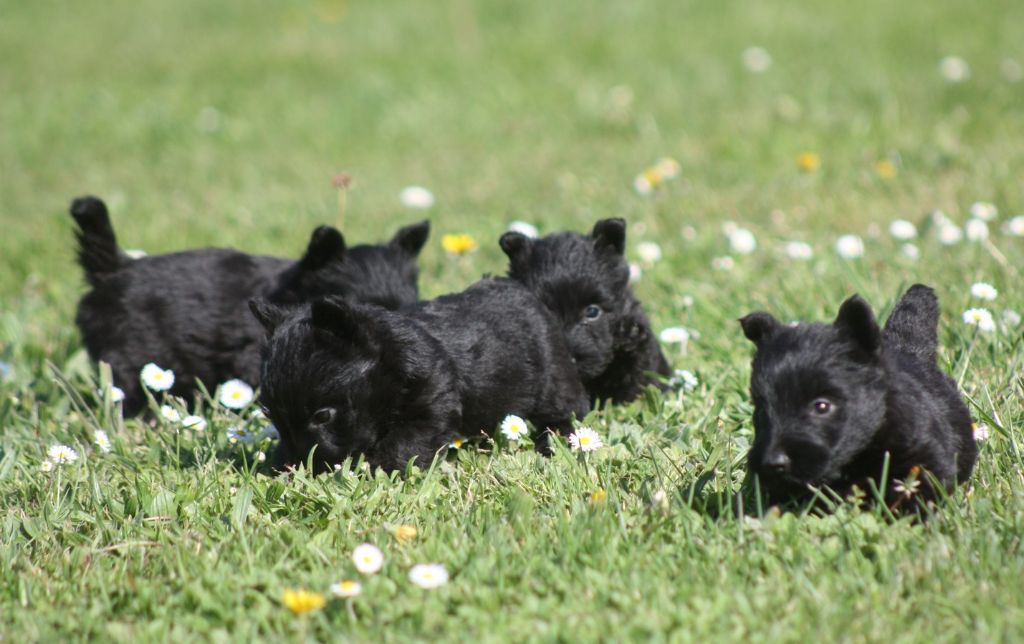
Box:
441, 234, 478, 256
874, 159, 897, 179
590, 488, 608, 505
392, 524, 418, 544
796, 152, 821, 173
281, 589, 326, 615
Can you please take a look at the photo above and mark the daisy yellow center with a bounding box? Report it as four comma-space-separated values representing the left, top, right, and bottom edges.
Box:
579, 436, 591, 446
341, 581, 356, 591
232, 391, 241, 399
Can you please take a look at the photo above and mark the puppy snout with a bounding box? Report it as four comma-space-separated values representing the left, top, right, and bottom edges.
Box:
764, 450, 791, 474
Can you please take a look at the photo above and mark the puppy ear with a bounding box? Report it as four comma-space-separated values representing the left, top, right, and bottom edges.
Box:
739, 312, 780, 346
300, 226, 346, 269
591, 218, 626, 255
248, 298, 287, 336
310, 297, 365, 342
834, 295, 881, 353
499, 231, 533, 264
390, 220, 430, 256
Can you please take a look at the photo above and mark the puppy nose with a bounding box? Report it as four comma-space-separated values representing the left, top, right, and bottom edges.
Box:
764, 450, 791, 474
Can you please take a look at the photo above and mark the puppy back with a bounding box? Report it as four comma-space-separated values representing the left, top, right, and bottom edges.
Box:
882, 284, 939, 365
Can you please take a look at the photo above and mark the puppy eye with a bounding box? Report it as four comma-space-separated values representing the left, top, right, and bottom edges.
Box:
311, 407, 336, 425
583, 305, 602, 320
811, 399, 833, 415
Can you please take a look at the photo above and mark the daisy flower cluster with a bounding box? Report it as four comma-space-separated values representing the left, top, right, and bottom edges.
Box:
284, 541, 451, 615
633, 157, 681, 195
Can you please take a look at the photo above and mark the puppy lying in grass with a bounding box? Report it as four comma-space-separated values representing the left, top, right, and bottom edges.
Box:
499, 218, 671, 405
740, 284, 977, 512
71, 195, 429, 415
250, 277, 590, 473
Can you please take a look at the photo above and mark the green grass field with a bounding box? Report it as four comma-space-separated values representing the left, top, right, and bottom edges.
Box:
2, 0, 1023, 640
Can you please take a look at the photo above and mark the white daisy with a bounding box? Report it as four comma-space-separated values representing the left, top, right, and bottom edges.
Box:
1003, 309, 1021, 327
408, 563, 449, 589
499, 414, 529, 441
711, 256, 735, 271
181, 415, 207, 431
628, 262, 643, 284
330, 580, 362, 598
937, 222, 963, 245
659, 327, 690, 347
973, 423, 991, 441
1002, 215, 1024, 236
970, 282, 998, 301
507, 221, 539, 238
399, 186, 435, 209
93, 430, 112, 454
784, 241, 813, 260
109, 386, 125, 403
160, 405, 181, 423
835, 235, 864, 259
888, 219, 917, 240
219, 379, 254, 409
742, 47, 772, 73
900, 243, 920, 260
939, 56, 970, 82
352, 543, 384, 574
680, 295, 695, 308
141, 363, 174, 392
636, 241, 662, 265
670, 369, 699, 392
728, 228, 757, 255
963, 308, 996, 332
893, 477, 921, 499
47, 444, 79, 465
226, 425, 254, 444
568, 426, 604, 452
965, 218, 989, 242
256, 451, 267, 463
633, 174, 654, 195
969, 202, 998, 221
39, 460, 54, 473
124, 249, 148, 259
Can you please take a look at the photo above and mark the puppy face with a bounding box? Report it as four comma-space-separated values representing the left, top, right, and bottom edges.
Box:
271, 221, 429, 309
500, 219, 630, 380
251, 299, 397, 472
740, 296, 887, 497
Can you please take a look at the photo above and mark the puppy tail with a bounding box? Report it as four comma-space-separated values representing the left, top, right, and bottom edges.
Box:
70, 196, 126, 284
882, 284, 939, 364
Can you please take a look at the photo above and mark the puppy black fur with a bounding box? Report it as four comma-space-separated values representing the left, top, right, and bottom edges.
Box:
71, 195, 429, 415
499, 218, 671, 404
740, 284, 977, 510
251, 278, 590, 473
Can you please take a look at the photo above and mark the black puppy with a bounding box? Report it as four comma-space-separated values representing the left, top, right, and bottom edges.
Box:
740, 284, 977, 511
71, 195, 429, 415
499, 219, 671, 404
250, 278, 590, 473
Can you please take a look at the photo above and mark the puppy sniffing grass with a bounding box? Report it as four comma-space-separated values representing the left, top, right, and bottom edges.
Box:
250, 278, 590, 473
71, 195, 429, 415
500, 218, 671, 405
740, 284, 977, 511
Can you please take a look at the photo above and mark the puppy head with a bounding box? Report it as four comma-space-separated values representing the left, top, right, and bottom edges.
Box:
256, 298, 397, 472
500, 218, 630, 380
274, 221, 429, 309
256, 296, 454, 473
740, 295, 886, 497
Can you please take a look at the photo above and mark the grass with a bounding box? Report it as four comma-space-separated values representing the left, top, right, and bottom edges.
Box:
1, 0, 1023, 640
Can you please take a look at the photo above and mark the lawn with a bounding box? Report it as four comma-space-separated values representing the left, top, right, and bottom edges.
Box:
1, 0, 1023, 640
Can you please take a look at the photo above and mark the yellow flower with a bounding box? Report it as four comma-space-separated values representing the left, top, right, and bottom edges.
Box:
874, 159, 897, 179
281, 589, 326, 615
796, 152, 821, 172
392, 524, 418, 544
441, 234, 478, 255
590, 488, 607, 505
